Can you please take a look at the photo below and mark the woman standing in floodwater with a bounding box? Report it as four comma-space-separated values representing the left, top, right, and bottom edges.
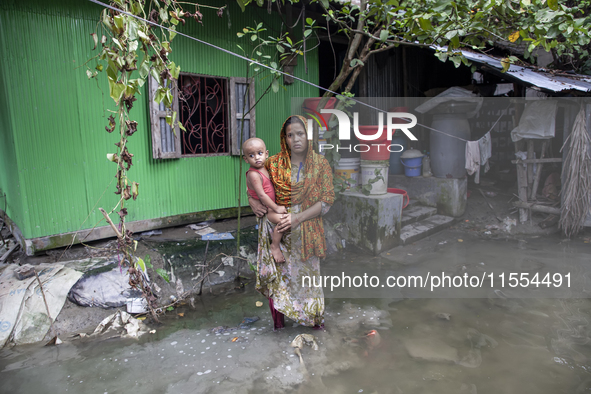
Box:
248, 115, 335, 330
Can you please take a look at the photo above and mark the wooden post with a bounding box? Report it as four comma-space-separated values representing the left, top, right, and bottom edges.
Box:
513, 201, 560, 214
527, 139, 534, 196
515, 141, 529, 222
530, 140, 548, 200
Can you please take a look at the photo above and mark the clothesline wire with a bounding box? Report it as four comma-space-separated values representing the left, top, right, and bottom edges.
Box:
86, 0, 503, 144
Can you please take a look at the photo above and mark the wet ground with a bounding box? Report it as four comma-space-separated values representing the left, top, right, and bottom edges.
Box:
3, 228, 591, 393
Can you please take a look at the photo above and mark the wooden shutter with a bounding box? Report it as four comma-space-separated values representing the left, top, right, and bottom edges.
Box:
148, 76, 181, 159
230, 78, 256, 155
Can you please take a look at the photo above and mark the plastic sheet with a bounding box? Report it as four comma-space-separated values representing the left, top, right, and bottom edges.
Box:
0, 263, 82, 347
511, 100, 557, 141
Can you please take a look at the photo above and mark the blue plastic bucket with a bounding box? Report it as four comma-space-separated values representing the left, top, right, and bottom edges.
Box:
401, 157, 422, 177
388, 135, 407, 175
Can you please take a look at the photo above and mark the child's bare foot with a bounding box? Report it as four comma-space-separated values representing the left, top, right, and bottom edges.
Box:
271, 226, 285, 263
270, 243, 285, 263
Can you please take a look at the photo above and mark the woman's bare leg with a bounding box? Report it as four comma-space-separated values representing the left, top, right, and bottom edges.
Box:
267, 211, 285, 263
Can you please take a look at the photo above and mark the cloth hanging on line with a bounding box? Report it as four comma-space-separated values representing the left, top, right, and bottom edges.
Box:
478, 131, 492, 174
465, 140, 481, 184
465, 131, 493, 183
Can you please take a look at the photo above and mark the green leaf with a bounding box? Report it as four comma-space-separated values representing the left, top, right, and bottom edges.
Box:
159, 8, 168, 23
144, 254, 153, 269
547, 0, 558, 11
127, 18, 139, 41
379, 29, 388, 42
271, 78, 279, 93
320, 0, 329, 9
169, 26, 177, 41
350, 58, 364, 68
276, 44, 285, 53
304, 29, 312, 38
155, 87, 166, 104
166, 112, 177, 128
251, 34, 258, 41
138, 29, 149, 43
178, 122, 186, 132
128, 40, 138, 53
270, 61, 277, 69
108, 76, 126, 104
435, 51, 448, 62
451, 56, 462, 68
237, 32, 244, 37
113, 15, 125, 32
306, 18, 314, 25
168, 61, 180, 79
112, 37, 124, 51
131, 0, 144, 15
418, 18, 433, 31
107, 59, 118, 80
166, 306, 174, 311
164, 90, 173, 108
136, 257, 146, 272
102, 9, 112, 29
445, 29, 457, 40
501, 58, 510, 73
156, 268, 170, 283
236, 0, 246, 12
150, 67, 161, 85
139, 61, 150, 79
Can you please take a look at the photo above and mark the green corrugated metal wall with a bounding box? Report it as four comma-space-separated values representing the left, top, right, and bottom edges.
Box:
0, 0, 319, 239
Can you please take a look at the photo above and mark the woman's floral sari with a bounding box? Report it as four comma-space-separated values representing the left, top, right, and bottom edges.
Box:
255, 116, 335, 327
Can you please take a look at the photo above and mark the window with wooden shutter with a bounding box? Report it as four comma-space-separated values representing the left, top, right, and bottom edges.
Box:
230, 78, 256, 155
149, 74, 254, 157
148, 76, 181, 159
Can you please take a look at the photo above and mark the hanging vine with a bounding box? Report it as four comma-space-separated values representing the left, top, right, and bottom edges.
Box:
86, 0, 222, 319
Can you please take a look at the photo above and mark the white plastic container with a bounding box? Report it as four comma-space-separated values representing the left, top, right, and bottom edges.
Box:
335, 157, 360, 190
126, 297, 148, 314
360, 160, 389, 195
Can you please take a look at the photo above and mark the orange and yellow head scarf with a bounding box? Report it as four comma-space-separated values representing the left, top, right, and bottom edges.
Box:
266, 115, 335, 260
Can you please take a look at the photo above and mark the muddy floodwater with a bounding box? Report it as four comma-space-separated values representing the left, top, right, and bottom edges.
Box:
2, 232, 591, 393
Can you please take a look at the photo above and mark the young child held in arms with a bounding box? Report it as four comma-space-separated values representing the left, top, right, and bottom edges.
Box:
243, 138, 287, 263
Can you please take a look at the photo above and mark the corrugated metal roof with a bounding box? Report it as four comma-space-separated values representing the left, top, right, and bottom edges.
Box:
435, 46, 591, 94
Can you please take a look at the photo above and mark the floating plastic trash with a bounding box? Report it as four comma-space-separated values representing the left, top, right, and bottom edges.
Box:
201, 232, 234, 241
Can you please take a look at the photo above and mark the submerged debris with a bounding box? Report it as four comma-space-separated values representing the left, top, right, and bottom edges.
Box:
291, 334, 319, 372
435, 313, 452, 321
92, 310, 148, 339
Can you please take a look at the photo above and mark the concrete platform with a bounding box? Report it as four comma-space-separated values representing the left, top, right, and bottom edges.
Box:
329, 191, 403, 255
388, 175, 467, 217
400, 214, 455, 245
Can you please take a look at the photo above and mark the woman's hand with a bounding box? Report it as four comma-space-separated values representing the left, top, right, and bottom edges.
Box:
248, 196, 267, 218
277, 213, 292, 233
